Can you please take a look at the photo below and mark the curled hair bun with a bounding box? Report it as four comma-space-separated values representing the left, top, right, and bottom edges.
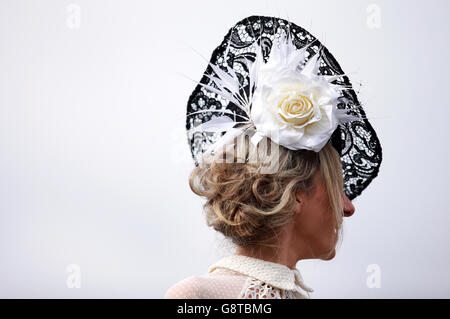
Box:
189, 138, 343, 248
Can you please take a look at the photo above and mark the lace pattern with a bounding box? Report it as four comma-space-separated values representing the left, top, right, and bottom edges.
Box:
239, 277, 306, 299
186, 15, 382, 200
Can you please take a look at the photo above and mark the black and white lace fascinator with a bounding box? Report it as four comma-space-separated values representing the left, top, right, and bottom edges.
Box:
186, 15, 382, 200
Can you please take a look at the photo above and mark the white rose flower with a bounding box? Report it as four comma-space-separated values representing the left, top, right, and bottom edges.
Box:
250, 39, 345, 152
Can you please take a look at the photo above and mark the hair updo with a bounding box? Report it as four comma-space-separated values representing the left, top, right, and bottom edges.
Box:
189, 133, 344, 248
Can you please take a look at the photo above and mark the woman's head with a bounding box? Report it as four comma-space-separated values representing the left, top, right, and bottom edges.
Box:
189, 133, 355, 261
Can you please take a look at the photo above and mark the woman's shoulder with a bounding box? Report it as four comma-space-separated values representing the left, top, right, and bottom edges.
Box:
164, 275, 204, 299
164, 269, 248, 299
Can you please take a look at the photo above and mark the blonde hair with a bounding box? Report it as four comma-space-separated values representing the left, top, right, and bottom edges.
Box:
189, 133, 344, 249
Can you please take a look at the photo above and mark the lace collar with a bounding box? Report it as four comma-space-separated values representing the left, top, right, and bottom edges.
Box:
207, 254, 313, 296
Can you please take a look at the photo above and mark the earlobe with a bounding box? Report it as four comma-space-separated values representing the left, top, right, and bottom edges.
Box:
294, 191, 303, 216
295, 190, 303, 204
294, 198, 302, 216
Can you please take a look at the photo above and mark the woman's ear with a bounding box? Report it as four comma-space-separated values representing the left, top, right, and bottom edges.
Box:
295, 189, 303, 203
294, 190, 303, 215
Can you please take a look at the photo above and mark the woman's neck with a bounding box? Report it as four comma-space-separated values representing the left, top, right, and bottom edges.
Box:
234, 223, 300, 269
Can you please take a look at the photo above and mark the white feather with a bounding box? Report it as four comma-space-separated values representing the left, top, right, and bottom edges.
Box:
188, 116, 240, 133
195, 81, 244, 111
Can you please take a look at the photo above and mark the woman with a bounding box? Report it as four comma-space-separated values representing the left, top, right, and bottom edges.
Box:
165, 15, 382, 299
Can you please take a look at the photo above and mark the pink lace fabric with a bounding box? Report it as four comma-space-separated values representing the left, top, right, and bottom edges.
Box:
164, 255, 313, 299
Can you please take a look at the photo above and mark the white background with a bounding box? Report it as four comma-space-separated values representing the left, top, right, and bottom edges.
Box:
1, 0, 449, 298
